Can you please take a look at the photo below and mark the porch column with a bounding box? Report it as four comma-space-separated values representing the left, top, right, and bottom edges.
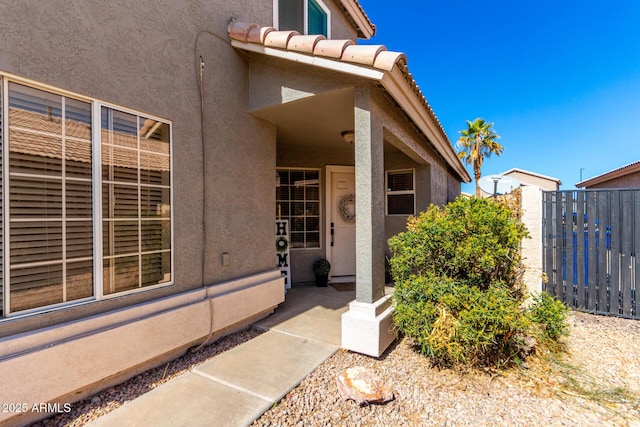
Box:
341, 85, 396, 357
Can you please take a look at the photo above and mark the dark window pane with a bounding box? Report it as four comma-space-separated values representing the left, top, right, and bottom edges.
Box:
305, 217, 319, 232
279, 0, 304, 33
306, 232, 320, 247
388, 171, 413, 191
9, 132, 63, 176
304, 170, 319, 181
141, 252, 171, 287
66, 141, 92, 178
306, 202, 319, 216
10, 176, 63, 218
103, 256, 139, 295
66, 180, 93, 218
140, 152, 170, 186
292, 202, 304, 216
141, 186, 170, 218
10, 263, 63, 312
65, 98, 91, 140
66, 260, 93, 300
388, 194, 415, 215
10, 221, 63, 264
306, 186, 319, 201
290, 232, 304, 248
141, 219, 170, 252
277, 170, 290, 185
291, 186, 305, 200
103, 220, 139, 256
67, 221, 93, 259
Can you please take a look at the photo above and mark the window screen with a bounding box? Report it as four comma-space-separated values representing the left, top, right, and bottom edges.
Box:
278, 0, 328, 37
279, 0, 304, 34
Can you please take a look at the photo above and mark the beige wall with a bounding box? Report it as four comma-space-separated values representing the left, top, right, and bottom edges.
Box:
504, 170, 559, 191
520, 186, 544, 296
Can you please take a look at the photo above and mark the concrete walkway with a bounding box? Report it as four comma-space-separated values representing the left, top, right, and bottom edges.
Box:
89, 285, 355, 427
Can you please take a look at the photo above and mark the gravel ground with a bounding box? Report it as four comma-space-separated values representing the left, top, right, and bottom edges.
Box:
252, 311, 640, 427
37, 311, 640, 426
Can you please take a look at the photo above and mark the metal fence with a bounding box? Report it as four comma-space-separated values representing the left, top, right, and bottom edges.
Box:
542, 189, 640, 319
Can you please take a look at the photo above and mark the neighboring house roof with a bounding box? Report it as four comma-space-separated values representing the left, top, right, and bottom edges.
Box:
227, 21, 471, 183
576, 160, 640, 188
501, 168, 562, 185
337, 0, 376, 39
9, 108, 170, 172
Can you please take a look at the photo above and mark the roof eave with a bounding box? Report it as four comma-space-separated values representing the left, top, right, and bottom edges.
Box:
338, 0, 376, 39
576, 161, 640, 188
381, 68, 471, 182
230, 39, 385, 80
230, 39, 471, 183
502, 168, 562, 185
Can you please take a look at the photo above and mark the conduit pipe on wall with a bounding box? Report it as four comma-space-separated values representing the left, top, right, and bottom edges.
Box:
190, 26, 234, 351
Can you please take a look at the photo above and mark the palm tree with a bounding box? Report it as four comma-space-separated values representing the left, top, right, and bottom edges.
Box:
456, 118, 503, 197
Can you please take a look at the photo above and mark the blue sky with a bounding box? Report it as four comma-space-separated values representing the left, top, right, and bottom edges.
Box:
358, 0, 640, 192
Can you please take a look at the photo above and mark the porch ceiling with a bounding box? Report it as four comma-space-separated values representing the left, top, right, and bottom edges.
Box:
252, 87, 355, 150
251, 87, 404, 155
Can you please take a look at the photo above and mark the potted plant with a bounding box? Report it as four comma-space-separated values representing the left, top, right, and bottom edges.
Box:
312, 258, 330, 287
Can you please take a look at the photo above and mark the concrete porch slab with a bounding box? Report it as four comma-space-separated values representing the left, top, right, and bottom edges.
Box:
255, 286, 354, 346
193, 330, 338, 402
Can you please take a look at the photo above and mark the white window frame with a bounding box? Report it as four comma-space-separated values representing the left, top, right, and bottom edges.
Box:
0, 72, 174, 319
273, 0, 331, 37
276, 167, 322, 250
385, 169, 416, 216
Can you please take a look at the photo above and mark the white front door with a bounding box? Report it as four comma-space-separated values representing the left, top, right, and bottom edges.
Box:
326, 166, 356, 281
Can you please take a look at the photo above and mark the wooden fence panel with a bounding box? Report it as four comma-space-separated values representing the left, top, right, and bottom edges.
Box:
586, 191, 597, 310
554, 192, 565, 302
621, 191, 633, 316
635, 192, 640, 317
576, 191, 586, 308
609, 191, 621, 315
566, 191, 576, 306
542, 188, 640, 319
597, 191, 610, 313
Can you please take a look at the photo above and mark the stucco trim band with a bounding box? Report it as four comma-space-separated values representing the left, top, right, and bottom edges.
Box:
0, 269, 284, 426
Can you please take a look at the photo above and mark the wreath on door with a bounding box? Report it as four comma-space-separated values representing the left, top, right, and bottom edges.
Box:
338, 193, 356, 224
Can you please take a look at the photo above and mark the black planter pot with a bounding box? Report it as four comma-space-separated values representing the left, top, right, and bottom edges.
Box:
315, 274, 328, 287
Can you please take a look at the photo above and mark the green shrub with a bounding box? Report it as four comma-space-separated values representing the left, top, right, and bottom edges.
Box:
389, 196, 555, 368
526, 291, 569, 343
389, 197, 529, 293
393, 273, 530, 367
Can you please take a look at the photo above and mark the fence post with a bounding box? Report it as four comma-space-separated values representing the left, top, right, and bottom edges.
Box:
521, 185, 543, 296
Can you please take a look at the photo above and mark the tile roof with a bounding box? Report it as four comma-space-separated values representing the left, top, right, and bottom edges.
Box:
9, 108, 170, 172
227, 21, 468, 182
228, 21, 404, 70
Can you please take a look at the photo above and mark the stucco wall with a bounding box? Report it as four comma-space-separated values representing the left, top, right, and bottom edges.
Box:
586, 171, 640, 189
0, 0, 277, 335
325, 0, 361, 40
